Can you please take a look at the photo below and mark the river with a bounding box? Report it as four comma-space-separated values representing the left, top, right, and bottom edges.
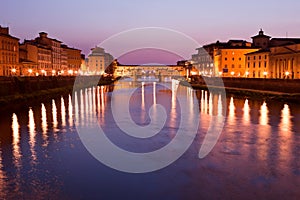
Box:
0, 81, 299, 199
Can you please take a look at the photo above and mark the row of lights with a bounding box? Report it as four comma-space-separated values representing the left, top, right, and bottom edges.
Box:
11, 68, 78, 76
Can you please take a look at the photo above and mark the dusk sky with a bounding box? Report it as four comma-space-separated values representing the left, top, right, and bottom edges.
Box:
2, 0, 300, 64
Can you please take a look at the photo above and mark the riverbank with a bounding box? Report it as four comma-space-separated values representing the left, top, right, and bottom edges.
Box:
0, 76, 116, 112
183, 76, 300, 102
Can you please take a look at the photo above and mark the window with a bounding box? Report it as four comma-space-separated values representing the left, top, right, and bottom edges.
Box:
232, 64, 235, 68
239, 57, 242, 61
225, 57, 227, 61
253, 63, 256, 68
239, 64, 242, 68
225, 64, 228, 68
259, 56, 261, 60
259, 62, 261, 68
264, 61, 267, 68
247, 57, 250, 60
254, 56, 256, 60
265, 55, 267, 59
232, 58, 235, 61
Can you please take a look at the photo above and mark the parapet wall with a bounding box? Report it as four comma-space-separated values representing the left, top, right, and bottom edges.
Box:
191, 76, 300, 93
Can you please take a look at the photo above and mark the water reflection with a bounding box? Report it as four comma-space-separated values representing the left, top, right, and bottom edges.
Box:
0, 83, 300, 199
28, 108, 37, 162
279, 104, 292, 169
52, 100, 58, 131
259, 102, 269, 126
61, 97, 66, 127
12, 113, 21, 167
243, 99, 250, 125
68, 95, 73, 127
0, 147, 6, 198
258, 102, 271, 161
41, 104, 48, 146
228, 97, 235, 123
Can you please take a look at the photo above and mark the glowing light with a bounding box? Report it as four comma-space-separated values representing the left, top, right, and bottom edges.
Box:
218, 72, 223, 76
41, 103, 48, 146
28, 108, 37, 162
11, 68, 16, 73
28, 69, 33, 74
285, 71, 290, 76
12, 113, 21, 167
245, 71, 249, 76
52, 70, 56, 74
191, 71, 197, 76
263, 71, 268, 76
231, 71, 235, 76
61, 70, 64, 74
68, 70, 73, 75
259, 102, 269, 125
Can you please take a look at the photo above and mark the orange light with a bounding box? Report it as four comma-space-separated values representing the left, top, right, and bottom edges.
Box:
285, 71, 290, 76
12, 68, 16, 73
28, 69, 33, 74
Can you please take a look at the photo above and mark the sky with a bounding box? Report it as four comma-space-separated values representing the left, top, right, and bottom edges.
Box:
1, 0, 300, 64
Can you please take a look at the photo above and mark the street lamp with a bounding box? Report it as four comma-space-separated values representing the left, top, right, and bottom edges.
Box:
28, 69, 33, 76
285, 71, 290, 76
231, 71, 235, 77
52, 70, 56, 76
41, 69, 46, 76
263, 71, 268, 78
245, 71, 249, 77
11, 68, 16, 75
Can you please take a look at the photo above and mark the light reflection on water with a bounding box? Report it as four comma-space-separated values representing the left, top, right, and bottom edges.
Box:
0, 82, 299, 199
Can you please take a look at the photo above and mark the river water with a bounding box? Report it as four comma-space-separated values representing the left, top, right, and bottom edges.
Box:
0, 81, 299, 199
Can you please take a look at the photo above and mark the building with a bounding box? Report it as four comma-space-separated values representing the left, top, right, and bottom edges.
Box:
19, 41, 39, 76
34, 32, 62, 75
192, 40, 257, 77
86, 47, 113, 75
246, 29, 300, 79
0, 26, 19, 76
269, 44, 300, 79
245, 50, 270, 78
215, 46, 259, 77
19, 32, 81, 76
62, 45, 82, 75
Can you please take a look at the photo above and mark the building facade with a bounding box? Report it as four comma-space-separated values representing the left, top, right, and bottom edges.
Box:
63, 45, 82, 75
0, 26, 19, 76
246, 30, 300, 79
86, 47, 113, 75
215, 47, 259, 77
192, 40, 257, 77
19, 32, 81, 76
